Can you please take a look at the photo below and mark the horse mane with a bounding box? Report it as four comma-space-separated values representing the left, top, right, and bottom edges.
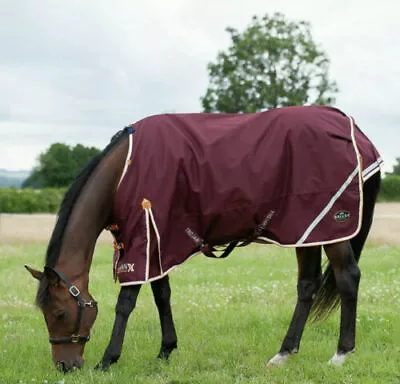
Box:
36, 127, 131, 308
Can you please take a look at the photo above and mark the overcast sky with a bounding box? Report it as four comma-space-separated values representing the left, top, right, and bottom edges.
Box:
0, 0, 398, 173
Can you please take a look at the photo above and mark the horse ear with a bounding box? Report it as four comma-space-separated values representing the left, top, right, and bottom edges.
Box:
44, 266, 60, 285
25, 265, 43, 280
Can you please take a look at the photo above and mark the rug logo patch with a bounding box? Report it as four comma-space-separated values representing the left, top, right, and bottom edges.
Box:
117, 263, 135, 274
334, 210, 350, 223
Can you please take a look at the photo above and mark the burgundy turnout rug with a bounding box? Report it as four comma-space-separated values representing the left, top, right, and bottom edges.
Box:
109, 106, 382, 285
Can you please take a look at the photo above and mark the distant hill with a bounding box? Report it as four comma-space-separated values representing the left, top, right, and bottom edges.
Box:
0, 169, 31, 187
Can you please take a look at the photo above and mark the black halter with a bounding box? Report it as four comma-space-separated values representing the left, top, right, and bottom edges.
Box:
48, 268, 97, 345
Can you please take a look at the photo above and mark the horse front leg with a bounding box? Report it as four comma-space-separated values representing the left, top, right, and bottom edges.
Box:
151, 275, 178, 360
96, 284, 141, 371
268, 246, 321, 367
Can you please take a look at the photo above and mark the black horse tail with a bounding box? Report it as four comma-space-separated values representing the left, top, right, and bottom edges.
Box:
310, 171, 381, 321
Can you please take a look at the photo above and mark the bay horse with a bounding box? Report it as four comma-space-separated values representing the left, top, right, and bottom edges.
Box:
26, 106, 382, 372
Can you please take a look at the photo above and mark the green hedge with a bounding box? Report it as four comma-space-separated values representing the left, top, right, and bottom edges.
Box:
379, 175, 400, 202
0, 176, 399, 214
0, 188, 67, 213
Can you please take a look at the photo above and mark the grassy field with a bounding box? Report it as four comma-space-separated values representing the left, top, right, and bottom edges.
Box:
0, 243, 399, 384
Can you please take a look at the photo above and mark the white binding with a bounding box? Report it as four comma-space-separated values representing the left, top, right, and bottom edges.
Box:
144, 208, 151, 281
148, 208, 163, 274
362, 157, 383, 180
143, 205, 162, 282
117, 132, 133, 189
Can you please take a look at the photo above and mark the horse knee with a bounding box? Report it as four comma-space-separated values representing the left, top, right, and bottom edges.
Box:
297, 279, 319, 302
115, 286, 140, 318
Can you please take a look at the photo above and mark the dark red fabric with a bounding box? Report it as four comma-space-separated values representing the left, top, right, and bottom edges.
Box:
110, 106, 382, 285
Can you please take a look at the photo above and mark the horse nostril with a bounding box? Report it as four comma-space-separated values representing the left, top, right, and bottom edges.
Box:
56, 360, 67, 372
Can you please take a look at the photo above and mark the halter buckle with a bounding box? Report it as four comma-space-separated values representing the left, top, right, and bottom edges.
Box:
71, 334, 80, 343
69, 285, 80, 297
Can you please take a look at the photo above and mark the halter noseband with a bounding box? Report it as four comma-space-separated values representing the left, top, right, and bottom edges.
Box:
48, 268, 97, 345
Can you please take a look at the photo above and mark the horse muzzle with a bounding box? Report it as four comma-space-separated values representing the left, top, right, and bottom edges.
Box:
56, 357, 84, 373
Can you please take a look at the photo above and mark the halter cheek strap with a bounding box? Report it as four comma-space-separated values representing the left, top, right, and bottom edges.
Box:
48, 268, 97, 345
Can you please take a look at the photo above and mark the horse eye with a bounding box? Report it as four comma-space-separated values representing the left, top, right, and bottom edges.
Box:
55, 310, 66, 321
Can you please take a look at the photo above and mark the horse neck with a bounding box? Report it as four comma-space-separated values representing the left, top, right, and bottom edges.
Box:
55, 138, 129, 284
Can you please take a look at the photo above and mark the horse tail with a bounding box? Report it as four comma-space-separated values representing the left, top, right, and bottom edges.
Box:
310, 171, 381, 321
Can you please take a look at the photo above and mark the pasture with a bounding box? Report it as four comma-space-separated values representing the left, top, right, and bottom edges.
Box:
0, 207, 399, 383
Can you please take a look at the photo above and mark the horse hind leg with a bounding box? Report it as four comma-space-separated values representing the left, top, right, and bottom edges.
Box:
96, 284, 142, 371
268, 246, 321, 366
151, 275, 178, 360
324, 241, 360, 366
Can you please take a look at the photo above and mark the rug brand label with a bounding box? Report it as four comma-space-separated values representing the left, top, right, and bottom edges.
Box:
334, 210, 350, 223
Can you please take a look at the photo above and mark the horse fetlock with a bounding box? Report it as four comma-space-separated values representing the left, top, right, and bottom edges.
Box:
158, 341, 177, 360
96, 352, 121, 371
337, 343, 356, 355
95, 360, 110, 372
104, 347, 121, 363
110, 353, 121, 363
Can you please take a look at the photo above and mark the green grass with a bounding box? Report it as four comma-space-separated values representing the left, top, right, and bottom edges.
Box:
1, 244, 399, 383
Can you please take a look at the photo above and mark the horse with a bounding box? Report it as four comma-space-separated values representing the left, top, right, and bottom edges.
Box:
26, 105, 382, 372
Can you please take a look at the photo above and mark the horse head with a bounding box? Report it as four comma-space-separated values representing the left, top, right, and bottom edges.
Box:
26, 265, 98, 372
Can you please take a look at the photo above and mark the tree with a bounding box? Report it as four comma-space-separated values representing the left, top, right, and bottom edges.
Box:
23, 143, 100, 188
201, 13, 338, 113
387, 157, 400, 176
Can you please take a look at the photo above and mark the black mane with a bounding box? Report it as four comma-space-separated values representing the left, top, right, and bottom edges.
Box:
36, 127, 130, 308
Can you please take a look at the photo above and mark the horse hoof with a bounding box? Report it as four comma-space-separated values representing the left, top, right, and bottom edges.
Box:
328, 349, 354, 366
267, 353, 290, 367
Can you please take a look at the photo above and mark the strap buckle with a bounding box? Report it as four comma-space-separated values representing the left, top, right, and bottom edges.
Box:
69, 286, 80, 297
71, 334, 80, 343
